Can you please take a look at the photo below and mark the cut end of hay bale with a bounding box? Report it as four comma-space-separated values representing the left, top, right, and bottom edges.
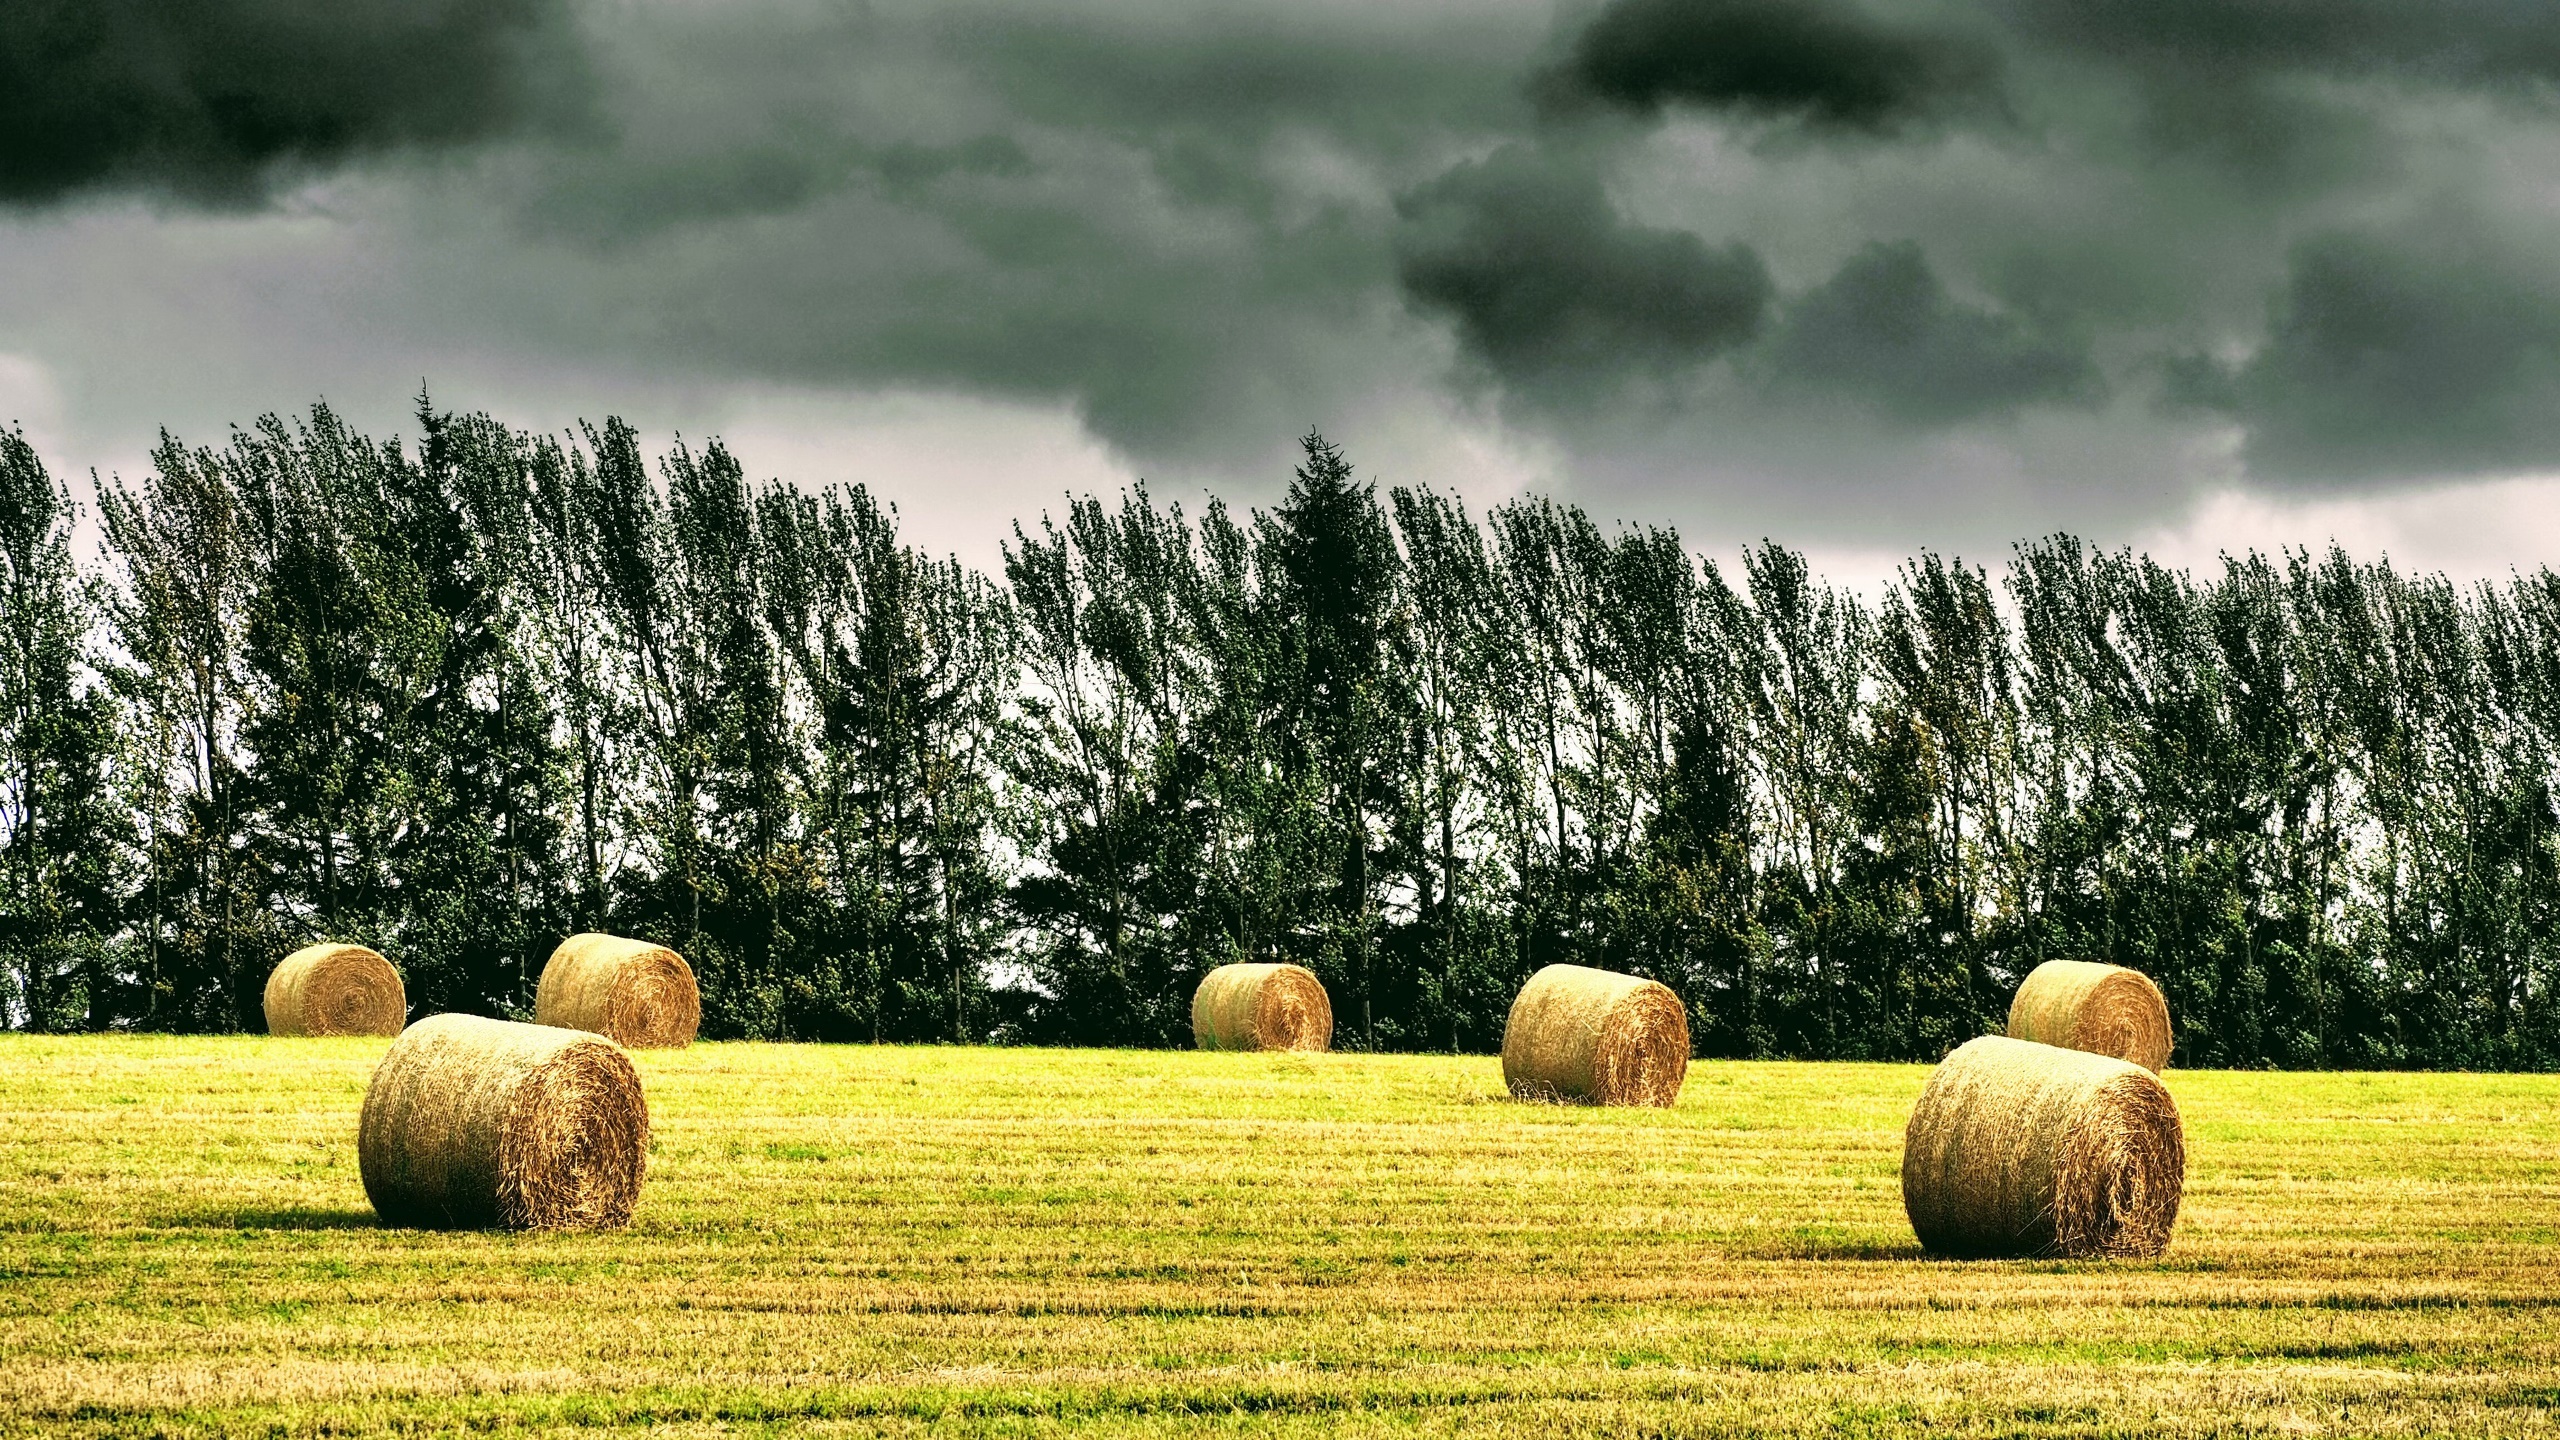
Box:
263, 943, 406, 1037
535, 933, 699, 1048
1501, 964, 1689, 1107
1902, 1035, 2184, 1260
359, 1014, 649, 1231
2008, 960, 2173, 1071
1191, 963, 1333, 1052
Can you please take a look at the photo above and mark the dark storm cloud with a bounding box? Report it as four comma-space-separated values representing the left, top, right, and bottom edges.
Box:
0, 0, 586, 206
950, 7, 1536, 148
1763, 241, 2099, 425
1549, 0, 2004, 134
1991, 0, 2560, 88
13, 0, 2560, 526
1393, 145, 1770, 403
403, 0, 1558, 464
2173, 230, 2560, 483
1986, 0, 2560, 182
503, 1, 1544, 247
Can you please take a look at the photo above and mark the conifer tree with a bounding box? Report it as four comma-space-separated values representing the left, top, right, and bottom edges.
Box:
1265, 433, 1401, 1047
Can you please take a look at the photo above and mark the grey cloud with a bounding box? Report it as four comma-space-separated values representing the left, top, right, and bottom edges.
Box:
1549, 0, 2005, 135
506, 1, 1544, 246
459, 178, 1400, 464
2177, 230, 2560, 483
345, 0, 1528, 467
1992, 0, 2560, 89
950, 4, 1539, 145
370, 0, 1563, 468
13, 0, 2560, 548
1547, 0, 2560, 183
1764, 240, 2101, 426
1985, 0, 2560, 183
0, 0, 588, 206
513, 132, 1036, 247
1393, 145, 1771, 406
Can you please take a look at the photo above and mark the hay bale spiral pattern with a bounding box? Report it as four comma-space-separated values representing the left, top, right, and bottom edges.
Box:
263, 942, 406, 1037
1902, 1035, 2184, 1259
534, 933, 699, 1048
1192, 962, 1333, 1051
1501, 964, 1689, 1107
2008, 959, 2173, 1071
359, 1014, 649, 1230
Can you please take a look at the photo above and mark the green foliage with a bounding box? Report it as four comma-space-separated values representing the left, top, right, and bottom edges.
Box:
0, 428, 123, 1029
10, 403, 2560, 1064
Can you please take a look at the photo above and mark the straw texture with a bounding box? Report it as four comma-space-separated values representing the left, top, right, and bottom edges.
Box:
534, 933, 699, 1048
1192, 963, 1333, 1051
1501, 964, 1689, 1106
358, 1014, 648, 1230
263, 942, 405, 1037
1902, 1035, 2185, 1259
2008, 960, 2174, 1071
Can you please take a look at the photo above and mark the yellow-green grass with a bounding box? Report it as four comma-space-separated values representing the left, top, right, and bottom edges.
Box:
3, 1037, 2557, 1437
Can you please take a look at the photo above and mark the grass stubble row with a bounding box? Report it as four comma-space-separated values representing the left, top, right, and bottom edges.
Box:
4, 1042, 2552, 1438
8, 1027, 2559, 1438
322, 949, 2190, 1261
47, 952, 2251, 1429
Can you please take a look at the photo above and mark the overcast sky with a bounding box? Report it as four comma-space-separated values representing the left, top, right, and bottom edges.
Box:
8, 0, 2560, 581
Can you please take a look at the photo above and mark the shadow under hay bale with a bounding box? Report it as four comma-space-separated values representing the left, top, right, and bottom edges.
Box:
1902, 1035, 2184, 1259
1500, 963, 1688, 1107
263, 942, 406, 1037
2008, 959, 2173, 1071
534, 933, 699, 1048
1191, 962, 1333, 1052
359, 1014, 648, 1231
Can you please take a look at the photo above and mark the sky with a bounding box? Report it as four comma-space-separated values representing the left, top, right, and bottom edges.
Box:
7, 0, 2560, 584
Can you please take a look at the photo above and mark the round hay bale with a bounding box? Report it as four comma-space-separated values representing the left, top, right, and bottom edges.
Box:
1191, 963, 1333, 1051
263, 942, 406, 1037
1902, 1035, 2184, 1259
359, 1014, 648, 1230
534, 933, 699, 1048
1500, 963, 1689, 1107
2008, 959, 2173, 1071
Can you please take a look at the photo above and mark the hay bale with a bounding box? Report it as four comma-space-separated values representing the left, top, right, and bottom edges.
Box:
1902, 1035, 2184, 1259
534, 933, 699, 1048
358, 1014, 648, 1230
1500, 964, 1689, 1106
263, 942, 406, 1037
2008, 960, 2173, 1071
1191, 963, 1333, 1051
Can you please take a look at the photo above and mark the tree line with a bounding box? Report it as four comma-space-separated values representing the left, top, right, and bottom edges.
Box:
5, 398, 2558, 1066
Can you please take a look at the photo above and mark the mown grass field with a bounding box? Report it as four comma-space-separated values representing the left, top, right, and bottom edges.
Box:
2, 1037, 2556, 1437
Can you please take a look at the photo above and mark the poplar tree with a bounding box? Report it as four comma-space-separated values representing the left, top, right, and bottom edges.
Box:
99, 432, 257, 1028
12, 403, 2560, 1066
0, 429, 120, 1028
